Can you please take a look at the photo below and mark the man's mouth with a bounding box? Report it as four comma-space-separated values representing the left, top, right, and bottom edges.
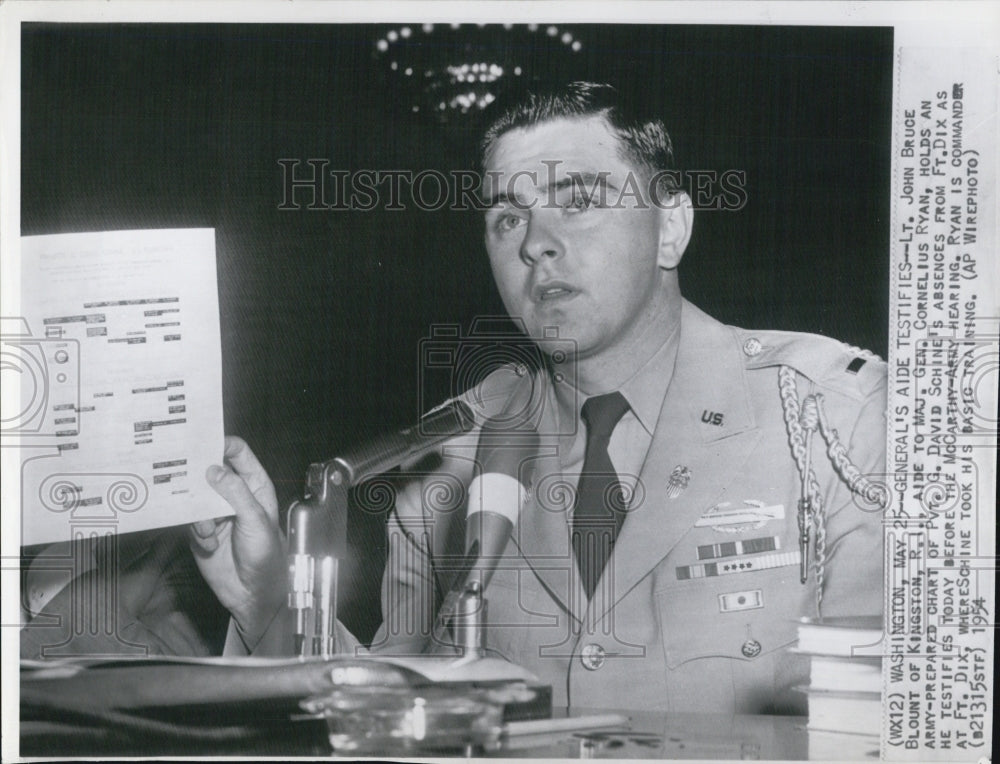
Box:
534, 282, 576, 302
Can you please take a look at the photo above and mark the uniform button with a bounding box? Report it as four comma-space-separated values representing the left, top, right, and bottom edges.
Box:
741, 639, 762, 658
580, 643, 606, 671
742, 338, 763, 357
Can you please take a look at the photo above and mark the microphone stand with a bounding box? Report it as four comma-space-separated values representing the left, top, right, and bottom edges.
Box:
286, 401, 476, 657
287, 460, 349, 658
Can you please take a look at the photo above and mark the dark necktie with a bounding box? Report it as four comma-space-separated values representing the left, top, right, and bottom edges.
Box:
572, 392, 631, 600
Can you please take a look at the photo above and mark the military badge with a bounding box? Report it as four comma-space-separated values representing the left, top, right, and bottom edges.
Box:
675, 550, 799, 580
718, 589, 764, 613
694, 499, 785, 533
665, 466, 691, 499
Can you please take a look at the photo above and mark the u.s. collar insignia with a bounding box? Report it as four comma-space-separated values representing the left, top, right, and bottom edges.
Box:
694, 500, 785, 533
665, 466, 691, 499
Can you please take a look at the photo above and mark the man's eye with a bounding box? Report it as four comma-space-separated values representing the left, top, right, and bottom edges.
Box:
495, 213, 525, 232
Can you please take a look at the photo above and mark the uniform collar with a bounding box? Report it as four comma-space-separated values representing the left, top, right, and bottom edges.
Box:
549, 315, 681, 435
616, 325, 680, 434
665, 299, 757, 442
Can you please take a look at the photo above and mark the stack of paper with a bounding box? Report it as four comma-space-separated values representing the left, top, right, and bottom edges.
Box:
795, 616, 883, 759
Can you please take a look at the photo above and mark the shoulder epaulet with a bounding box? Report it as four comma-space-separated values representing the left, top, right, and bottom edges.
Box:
736, 329, 889, 616
735, 328, 886, 399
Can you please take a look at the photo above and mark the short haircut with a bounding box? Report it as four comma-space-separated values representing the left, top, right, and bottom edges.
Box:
480, 81, 681, 197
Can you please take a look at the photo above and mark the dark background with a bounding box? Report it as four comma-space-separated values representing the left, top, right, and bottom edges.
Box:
21, 23, 893, 642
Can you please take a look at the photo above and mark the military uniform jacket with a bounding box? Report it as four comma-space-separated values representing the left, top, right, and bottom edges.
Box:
370, 300, 887, 714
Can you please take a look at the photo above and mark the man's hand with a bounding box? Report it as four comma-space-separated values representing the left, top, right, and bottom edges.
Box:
190, 436, 287, 648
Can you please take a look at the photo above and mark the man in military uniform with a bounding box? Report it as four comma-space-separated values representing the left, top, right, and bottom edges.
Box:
187, 82, 887, 713
25, 82, 886, 715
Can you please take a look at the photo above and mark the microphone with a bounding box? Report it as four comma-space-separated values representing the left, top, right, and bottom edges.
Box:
463, 417, 540, 589
330, 399, 477, 486
289, 399, 477, 555
288, 399, 477, 655
434, 415, 539, 655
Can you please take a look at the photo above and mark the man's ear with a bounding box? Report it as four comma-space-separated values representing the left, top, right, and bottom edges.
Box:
656, 190, 694, 270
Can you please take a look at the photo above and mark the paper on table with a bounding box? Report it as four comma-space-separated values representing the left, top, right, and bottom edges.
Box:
8, 229, 232, 546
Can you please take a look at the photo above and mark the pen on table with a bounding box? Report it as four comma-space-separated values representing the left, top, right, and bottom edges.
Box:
503, 713, 629, 738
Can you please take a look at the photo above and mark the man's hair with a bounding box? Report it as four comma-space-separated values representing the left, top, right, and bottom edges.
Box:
480, 81, 681, 197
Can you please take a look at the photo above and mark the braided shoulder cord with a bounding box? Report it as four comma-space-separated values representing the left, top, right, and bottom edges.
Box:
813, 399, 890, 509
778, 366, 827, 612
779, 364, 891, 614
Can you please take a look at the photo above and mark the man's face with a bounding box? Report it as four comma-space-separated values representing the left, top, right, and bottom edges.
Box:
482, 115, 677, 364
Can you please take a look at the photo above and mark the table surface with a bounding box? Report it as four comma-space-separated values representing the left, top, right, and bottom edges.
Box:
20, 704, 827, 758
494, 708, 809, 760
19, 658, 876, 759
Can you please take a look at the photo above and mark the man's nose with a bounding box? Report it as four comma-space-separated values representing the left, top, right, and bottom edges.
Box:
519, 216, 563, 265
